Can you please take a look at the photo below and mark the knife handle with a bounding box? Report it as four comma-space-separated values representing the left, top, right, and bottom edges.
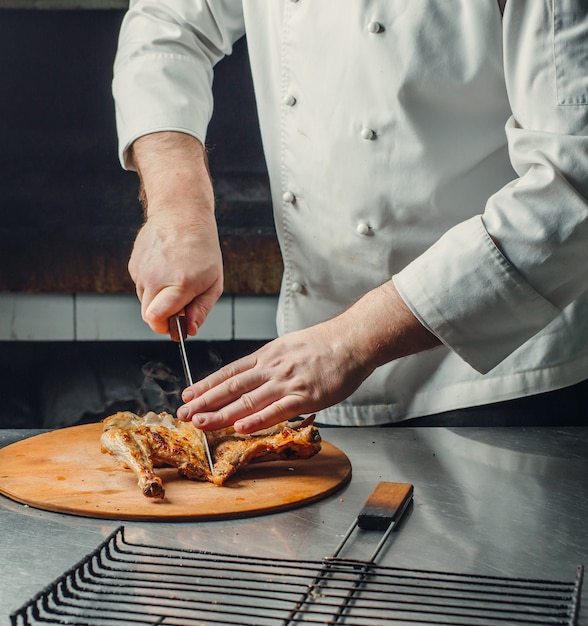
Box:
169, 310, 188, 343
357, 481, 413, 530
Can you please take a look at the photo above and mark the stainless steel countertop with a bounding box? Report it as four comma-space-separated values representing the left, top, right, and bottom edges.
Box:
1, 426, 587, 623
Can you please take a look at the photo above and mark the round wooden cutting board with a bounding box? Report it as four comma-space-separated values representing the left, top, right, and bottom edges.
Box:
0, 423, 351, 521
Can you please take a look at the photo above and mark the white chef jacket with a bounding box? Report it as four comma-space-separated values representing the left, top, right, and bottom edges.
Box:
113, 0, 588, 425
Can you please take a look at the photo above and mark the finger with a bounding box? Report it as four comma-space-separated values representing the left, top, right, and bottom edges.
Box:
143, 282, 222, 337
139, 287, 157, 329
188, 397, 296, 433
233, 398, 305, 434
184, 356, 259, 401
186, 378, 290, 430
179, 370, 265, 423
144, 286, 190, 335
134, 276, 166, 333
176, 360, 258, 422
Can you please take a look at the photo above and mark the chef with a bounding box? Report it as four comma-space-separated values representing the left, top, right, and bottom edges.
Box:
113, 1, 588, 432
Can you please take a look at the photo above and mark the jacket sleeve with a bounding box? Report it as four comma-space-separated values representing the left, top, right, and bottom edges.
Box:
394, 0, 588, 374
112, 0, 246, 170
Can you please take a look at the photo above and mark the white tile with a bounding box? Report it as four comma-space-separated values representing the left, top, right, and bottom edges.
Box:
0, 293, 275, 342
75, 294, 155, 340
0, 293, 74, 340
75, 294, 233, 341
234, 296, 278, 339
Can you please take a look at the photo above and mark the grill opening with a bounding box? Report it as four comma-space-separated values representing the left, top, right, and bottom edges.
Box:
11, 526, 584, 625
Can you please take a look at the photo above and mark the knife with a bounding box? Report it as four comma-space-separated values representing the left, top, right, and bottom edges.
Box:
169, 310, 215, 476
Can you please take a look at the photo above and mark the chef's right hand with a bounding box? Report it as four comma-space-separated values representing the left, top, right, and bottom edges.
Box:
128, 209, 223, 337
127, 132, 223, 336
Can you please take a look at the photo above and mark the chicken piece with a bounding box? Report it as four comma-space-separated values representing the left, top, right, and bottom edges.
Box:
210, 417, 322, 485
100, 411, 321, 498
101, 412, 212, 498
100, 423, 165, 498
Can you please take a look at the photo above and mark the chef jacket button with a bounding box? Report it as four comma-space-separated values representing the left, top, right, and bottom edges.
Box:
290, 281, 304, 294
361, 127, 376, 141
356, 222, 371, 236
282, 191, 295, 203
282, 94, 297, 106
367, 21, 384, 34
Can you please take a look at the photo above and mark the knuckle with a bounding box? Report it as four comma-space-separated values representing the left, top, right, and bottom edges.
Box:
207, 410, 221, 426
271, 402, 290, 419
281, 396, 304, 415
239, 392, 256, 412
226, 377, 244, 396
196, 397, 211, 412
223, 362, 242, 378
243, 414, 265, 432
194, 379, 212, 394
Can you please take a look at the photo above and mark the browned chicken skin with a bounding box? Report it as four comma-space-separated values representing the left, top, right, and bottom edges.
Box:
100, 411, 321, 498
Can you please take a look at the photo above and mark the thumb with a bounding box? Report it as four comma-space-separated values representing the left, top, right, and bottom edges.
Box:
144, 286, 189, 335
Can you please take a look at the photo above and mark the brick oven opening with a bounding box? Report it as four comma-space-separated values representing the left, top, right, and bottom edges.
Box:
0, 6, 279, 431
0, 340, 266, 430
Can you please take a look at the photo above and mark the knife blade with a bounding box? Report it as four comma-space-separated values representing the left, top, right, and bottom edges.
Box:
169, 310, 215, 476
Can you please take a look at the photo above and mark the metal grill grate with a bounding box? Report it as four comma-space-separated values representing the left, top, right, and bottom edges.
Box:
11, 526, 583, 626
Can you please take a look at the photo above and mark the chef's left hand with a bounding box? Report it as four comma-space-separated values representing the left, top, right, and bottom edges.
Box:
177, 324, 371, 433
176, 281, 440, 433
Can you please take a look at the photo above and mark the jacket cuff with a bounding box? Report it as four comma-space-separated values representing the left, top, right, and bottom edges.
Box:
393, 215, 560, 373
113, 55, 212, 170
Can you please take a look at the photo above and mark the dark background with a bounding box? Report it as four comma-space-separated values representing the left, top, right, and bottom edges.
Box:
0, 9, 276, 428
0, 9, 280, 294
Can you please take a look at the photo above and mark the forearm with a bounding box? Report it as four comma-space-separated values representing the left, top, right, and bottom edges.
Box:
329, 280, 441, 373
130, 131, 214, 220
127, 131, 224, 335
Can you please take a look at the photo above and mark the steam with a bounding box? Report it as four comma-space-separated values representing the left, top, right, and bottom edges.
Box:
137, 348, 223, 417
137, 361, 182, 415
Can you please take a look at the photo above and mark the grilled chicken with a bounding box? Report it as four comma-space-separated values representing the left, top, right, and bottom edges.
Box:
100, 411, 321, 498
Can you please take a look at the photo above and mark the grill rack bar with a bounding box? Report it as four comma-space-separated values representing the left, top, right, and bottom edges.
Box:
11, 526, 584, 626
